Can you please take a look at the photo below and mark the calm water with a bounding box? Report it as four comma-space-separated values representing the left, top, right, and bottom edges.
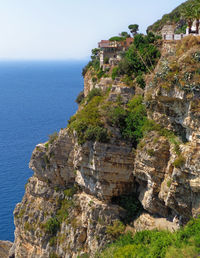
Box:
0, 61, 85, 241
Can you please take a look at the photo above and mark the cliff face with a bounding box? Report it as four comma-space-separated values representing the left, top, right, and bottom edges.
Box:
12, 36, 200, 257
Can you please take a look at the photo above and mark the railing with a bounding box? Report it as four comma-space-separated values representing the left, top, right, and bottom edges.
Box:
163, 33, 200, 41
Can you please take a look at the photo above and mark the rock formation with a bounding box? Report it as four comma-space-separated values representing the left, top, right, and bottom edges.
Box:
9, 34, 200, 258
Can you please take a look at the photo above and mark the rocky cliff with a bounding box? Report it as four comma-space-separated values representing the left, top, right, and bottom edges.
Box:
10, 35, 200, 257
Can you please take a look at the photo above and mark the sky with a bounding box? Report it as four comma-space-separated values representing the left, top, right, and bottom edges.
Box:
0, 0, 185, 60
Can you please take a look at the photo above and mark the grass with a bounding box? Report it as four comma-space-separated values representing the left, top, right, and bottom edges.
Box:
99, 216, 200, 258
173, 155, 186, 168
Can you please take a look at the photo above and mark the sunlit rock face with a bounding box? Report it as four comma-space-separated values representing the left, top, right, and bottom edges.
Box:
12, 38, 200, 257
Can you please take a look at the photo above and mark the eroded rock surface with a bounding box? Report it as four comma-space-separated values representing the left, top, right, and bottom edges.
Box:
12, 39, 200, 257
0, 241, 13, 258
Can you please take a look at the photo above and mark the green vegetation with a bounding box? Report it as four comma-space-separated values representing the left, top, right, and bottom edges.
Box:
112, 67, 120, 80
69, 89, 183, 149
87, 88, 102, 102
76, 91, 85, 104
44, 217, 60, 236
82, 48, 100, 77
50, 253, 59, 258
48, 132, 58, 144
151, 36, 200, 95
128, 24, 139, 36
173, 155, 186, 168
68, 94, 110, 145
112, 33, 160, 84
167, 180, 172, 188
109, 36, 126, 42
24, 222, 34, 232
120, 31, 130, 38
42, 185, 78, 245
136, 74, 145, 89
148, 0, 200, 34
105, 95, 148, 147
100, 216, 200, 258
106, 221, 125, 240
63, 185, 78, 198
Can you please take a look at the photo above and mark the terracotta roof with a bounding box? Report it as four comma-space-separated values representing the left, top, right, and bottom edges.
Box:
98, 38, 133, 48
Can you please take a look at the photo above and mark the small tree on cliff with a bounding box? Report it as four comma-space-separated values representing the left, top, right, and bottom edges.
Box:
120, 31, 130, 38
128, 24, 139, 36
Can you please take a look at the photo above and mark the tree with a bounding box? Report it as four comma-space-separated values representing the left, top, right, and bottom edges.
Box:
120, 31, 130, 38
193, 4, 200, 34
91, 48, 100, 60
128, 24, 139, 36
109, 36, 125, 42
181, 5, 195, 33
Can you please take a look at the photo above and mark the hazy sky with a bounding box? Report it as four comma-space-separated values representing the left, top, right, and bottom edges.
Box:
0, 0, 185, 60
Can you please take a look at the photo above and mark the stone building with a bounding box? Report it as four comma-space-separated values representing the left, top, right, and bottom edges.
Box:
98, 37, 133, 69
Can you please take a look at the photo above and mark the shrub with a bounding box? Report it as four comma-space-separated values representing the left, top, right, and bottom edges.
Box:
49, 236, 57, 247
87, 88, 102, 102
48, 132, 58, 144
84, 126, 109, 143
64, 185, 78, 198
167, 179, 172, 188
122, 95, 147, 147
136, 74, 146, 89
122, 75, 134, 87
104, 56, 109, 64
106, 220, 125, 239
68, 96, 103, 144
112, 67, 119, 80
75, 91, 84, 104
92, 77, 97, 83
50, 253, 59, 258
44, 218, 60, 236
173, 155, 186, 168
100, 216, 200, 258
97, 70, 105, 79
117, 33, 160, 78
107, 106, 127, 129
147, 149, 156, 157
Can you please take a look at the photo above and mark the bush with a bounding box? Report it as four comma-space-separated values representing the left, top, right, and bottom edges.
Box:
48, 132, 58, 144
104, 56, 109, 64
122, 95, 147, 147
97, 70, 105, 79
84, 126, 109, 143
107, 106, 127, 129
136, 74, 146, 89
87, 88, 102, 102
106, 220, 125, 239
68, 95, 108, 144
64, 185, 78, 198
173, 155, 186, 168
112, 67, 119, 80
100, 217, 200, 258
122, 75, 134, 87
44, 218, 60, 236
92, 77, 97, 83
75, 91, 84, 104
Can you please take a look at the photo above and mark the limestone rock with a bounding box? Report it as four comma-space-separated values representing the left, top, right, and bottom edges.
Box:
74, 141, 135, 201
0, 241, 13, 258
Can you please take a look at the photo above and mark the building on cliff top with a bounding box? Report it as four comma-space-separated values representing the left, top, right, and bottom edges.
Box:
162, 20, 200, 41
98, 37, 133, 69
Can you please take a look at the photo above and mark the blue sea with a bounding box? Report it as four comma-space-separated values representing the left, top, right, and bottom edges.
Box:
0, 61, 85, 241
